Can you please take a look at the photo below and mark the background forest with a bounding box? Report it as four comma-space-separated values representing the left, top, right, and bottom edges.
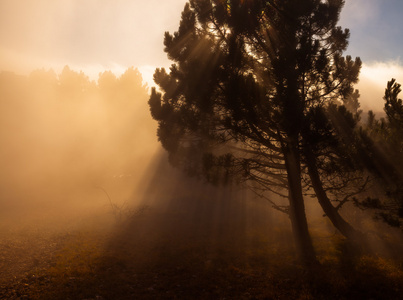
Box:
0, 67, 156, 222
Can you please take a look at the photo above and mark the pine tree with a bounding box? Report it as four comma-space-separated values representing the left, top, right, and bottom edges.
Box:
149, 0, 361, 264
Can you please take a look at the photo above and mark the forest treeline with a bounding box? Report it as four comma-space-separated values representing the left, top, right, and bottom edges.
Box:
0, 66, 156, 212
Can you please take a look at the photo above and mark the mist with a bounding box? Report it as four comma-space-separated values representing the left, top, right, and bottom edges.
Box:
0, 67, 159, 228
1, 0, 403, 298
0, 66, 300, 299
1, 66, 402, 299
0, 66, 337, 299
357, 61, 403, 112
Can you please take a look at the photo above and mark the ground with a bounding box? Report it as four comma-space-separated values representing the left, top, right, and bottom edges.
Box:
1, 201, 402, 300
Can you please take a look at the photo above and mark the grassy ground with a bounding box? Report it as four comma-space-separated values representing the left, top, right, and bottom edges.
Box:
1, 204, 402, 300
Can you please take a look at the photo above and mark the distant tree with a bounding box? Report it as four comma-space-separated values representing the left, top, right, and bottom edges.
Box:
29, 69, 59, 89
356, 79, 403, 228
343, 89, 361, 114
149, 0, 361, 264
384, 79, 403, 152
0, 66, 152, 196
58, 65, 94, 99
98, 70, 118, 96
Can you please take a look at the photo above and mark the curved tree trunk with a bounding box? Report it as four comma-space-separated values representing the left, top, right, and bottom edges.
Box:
304, 147, 364, 242
284, 141, 318, 265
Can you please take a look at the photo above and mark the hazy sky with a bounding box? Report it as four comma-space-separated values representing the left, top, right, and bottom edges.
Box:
0, 0, 402, 110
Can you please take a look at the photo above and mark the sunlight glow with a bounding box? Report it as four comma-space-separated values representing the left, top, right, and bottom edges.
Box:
357, 61, 403, 111
0, 2, 402, 298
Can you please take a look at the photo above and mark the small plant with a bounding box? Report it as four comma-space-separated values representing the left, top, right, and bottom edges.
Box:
96, 186, 149, 223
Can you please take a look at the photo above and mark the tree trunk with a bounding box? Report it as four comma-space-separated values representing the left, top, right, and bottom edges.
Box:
304, 146, 364, 242
284, 141, 318, 266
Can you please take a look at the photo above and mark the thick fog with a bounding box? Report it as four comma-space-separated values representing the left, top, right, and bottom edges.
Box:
0, 66, 401, 265
0, 67, 161, 229
0, 67, 285, 232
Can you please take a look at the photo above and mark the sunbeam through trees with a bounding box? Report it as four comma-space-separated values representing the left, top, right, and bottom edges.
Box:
149, 0, 364, 265
1, 1, 403, 299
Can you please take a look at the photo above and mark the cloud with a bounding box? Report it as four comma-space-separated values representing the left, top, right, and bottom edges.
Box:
0, 0, 187, 73
356, 60, 403, 112
138, 62, 175, 89
340, 0, 380, 28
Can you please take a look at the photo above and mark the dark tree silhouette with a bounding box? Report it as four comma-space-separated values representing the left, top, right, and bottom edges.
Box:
384, 79, 403, 150
301, 103, 368, 241
149, 0, 361, 264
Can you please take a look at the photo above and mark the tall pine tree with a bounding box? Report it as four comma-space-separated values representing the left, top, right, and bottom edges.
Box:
149, 0, 361, 264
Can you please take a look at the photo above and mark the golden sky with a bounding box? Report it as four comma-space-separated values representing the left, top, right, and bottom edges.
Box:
0, 0, 187, 82
0, 0, 402, 111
